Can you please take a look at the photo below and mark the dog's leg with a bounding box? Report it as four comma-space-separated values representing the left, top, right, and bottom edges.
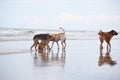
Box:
31, 43, 35, 50
47, 44, 50, 53
100, 44, 103, 49
56, 42, 59, 49
51, 41, 54, 49
107, 45, 111, 53
31, 42, 37, 51
109, 43, 111, 48
31, 40, 36, 50
61, 40, 64, 49
43, 47, 46, 54
35, 44, 37, 51
63, 40, 66, 49
35, 42, 39, 51
31, 39, 39, 51
99, 36, 104, 49
107, 42, 111, 50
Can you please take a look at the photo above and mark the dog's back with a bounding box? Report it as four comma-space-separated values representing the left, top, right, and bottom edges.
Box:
33, 34, 41, 40
33, 34, 51, 40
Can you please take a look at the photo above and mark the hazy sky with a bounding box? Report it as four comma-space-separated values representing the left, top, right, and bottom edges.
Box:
0, 0, 120, 31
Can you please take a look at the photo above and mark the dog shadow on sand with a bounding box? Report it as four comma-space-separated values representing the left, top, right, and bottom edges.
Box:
98, 48, 117, 67
33, 49, 66, 68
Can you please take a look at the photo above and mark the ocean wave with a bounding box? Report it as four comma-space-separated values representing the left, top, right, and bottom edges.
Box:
0, 28, 119, 41
0, 28, 34, 36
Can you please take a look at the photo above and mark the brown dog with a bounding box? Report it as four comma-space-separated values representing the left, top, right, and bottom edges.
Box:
38, 40, 50, 54
98, 30, 118, 49
31, 33, 53, 51
50, 27, 66, 49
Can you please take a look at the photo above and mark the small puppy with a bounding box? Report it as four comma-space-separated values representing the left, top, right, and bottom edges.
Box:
38, 40, 50, 54
98, 30, 118, 49
50, 27, 66, 49
31, 33, 53, 51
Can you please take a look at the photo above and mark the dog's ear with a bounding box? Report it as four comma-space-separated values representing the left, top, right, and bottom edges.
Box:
111, 30, 114, 34
111, 30, 114, 32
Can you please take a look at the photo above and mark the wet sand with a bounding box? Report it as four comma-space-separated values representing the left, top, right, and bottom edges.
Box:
0, 39, 120, 80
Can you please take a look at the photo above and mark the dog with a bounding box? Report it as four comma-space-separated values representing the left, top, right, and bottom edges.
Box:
31, 33, 53, 51
98, 30, 118, 49
50, 27, 66, 49
38, 40, 50, 54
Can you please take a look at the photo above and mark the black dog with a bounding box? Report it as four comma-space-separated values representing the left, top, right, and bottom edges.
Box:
31, 33, 53, 51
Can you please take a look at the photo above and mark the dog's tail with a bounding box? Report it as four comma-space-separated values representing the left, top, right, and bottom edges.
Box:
98, 29, 103, 35
59, 27, 65, 34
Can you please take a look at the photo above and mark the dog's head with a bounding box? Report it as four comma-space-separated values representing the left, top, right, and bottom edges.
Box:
98, 30, 103, 35
111, 30, 118, 35
46, 33, 51, 39
48, 34, 55, 41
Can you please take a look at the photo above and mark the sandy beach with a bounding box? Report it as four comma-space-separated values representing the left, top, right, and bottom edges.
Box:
0, 0, 120, 79
0, 38, 120, 80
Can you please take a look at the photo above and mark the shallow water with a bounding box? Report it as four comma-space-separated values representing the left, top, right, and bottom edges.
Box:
0, 39, 120, 80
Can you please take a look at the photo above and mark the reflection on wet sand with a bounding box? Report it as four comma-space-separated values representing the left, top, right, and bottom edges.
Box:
33, 49, 66, 68
98, 48, 117, 67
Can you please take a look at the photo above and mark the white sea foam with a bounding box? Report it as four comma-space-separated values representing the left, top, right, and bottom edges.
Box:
0, 28, 119, 41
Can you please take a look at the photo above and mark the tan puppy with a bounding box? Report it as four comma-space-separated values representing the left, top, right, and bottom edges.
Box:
38, 40, 50, 54
51, 27, 66, 49
98, 30, 118, 49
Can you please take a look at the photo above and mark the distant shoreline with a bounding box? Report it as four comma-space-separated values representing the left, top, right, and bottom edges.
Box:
0, 27, 98, 32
